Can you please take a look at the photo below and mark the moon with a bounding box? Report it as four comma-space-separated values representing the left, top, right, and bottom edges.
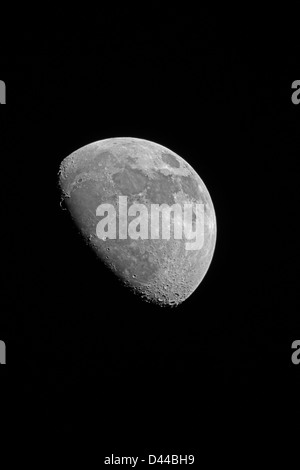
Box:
58, 137, 217, 306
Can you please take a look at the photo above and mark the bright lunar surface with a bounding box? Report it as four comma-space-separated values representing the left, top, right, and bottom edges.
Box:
58, 137, 217, 306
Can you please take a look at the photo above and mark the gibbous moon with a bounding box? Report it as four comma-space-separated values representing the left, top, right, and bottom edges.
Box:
59, 137, 216, 306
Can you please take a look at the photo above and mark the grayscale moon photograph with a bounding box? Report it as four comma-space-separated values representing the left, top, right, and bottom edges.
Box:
2, 5, 299, 462
58, 138, 217, 306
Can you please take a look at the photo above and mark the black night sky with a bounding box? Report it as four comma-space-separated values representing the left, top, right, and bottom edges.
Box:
1, 7, 299, 461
